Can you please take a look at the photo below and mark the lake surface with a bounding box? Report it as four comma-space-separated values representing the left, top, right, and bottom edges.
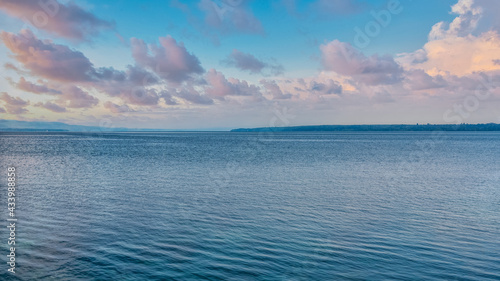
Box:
0, 132, 499, 280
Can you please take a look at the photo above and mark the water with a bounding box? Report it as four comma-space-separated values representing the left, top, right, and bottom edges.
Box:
0, 132, 499, 280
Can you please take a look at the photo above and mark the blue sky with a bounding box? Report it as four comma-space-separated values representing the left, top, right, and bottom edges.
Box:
82, 0, 455, 75
0, 0, 499, 129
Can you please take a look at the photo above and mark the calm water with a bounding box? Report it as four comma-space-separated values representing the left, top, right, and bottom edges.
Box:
0, 132, 499, 280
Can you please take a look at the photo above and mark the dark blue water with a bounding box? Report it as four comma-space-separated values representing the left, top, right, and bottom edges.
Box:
0, 132, 499, 280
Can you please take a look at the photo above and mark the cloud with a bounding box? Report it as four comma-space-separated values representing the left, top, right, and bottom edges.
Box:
8, 77, 98, 108
397, 49, 428, 66
104, 101, 135, 113
0, 12, 269, 113
100, 82, 161, 106
160, 92, 178, 105
1, 30, 164, 107
397, 0, 500, 77
309, 79, 343, 95
35, 101, 66, 113
9, 77, 61, 94
320, 40, 403, 85
223, 49, 265, 73
131, 36, 204, 83
205, 68, 261, 99
429, 0, 482, 40
404, 69, 447, 91
0, 92, 29, 114
260, 79, 292, 99
223, 49, 284, 75
94, 65, 161, 106
0, 29, 95, 82
425, 32, 500, 76
4, 63, 21, 72
0, 107, 5, 113
57, 86, 99, 108
0, 0, 114, 41
475, 0, 500, 32
120, 88, 161, 106
175, 86, 214, 105
445, 71, 500, 93
198, 0, 263, 35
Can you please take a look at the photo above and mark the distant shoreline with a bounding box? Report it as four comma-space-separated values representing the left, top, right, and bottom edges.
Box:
2, 118, 500, 132
231, 123, 500, 132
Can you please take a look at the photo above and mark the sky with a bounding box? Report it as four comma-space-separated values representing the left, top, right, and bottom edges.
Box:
0, 0, 499, 130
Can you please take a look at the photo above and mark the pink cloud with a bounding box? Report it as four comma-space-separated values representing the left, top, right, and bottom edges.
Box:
104, 101, 135, 113
131, 36, 204, 83
175, 86, 214, 105
121, 88, 161, 106
205, 69, 260, 99
309, 79, 343, 95
9, 77, 61, 94
0, 92, 29, 114
0, 29, 95, 82
260, 79, 292, 100
0, 0, 114, 41
398, 0, 500, 77
160, 92, 178, 106
95, 65, 161, 106
8, 77, 98, 109
320, 40, 403, 85
4, 63, 21, 72
35, 101, 66, 113
404, 69, 447, 91
1, 29, 254, 109
58, 86, 98, 108
223, 49, 284, 75
224, 49, 265, 73
1, 30, 163, 107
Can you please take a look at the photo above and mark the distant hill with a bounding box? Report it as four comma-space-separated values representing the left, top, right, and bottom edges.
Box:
0, 119, 139, 132
231, 124, 500, 132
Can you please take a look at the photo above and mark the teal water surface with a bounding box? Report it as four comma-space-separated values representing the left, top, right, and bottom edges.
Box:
0, 132, 499, 280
